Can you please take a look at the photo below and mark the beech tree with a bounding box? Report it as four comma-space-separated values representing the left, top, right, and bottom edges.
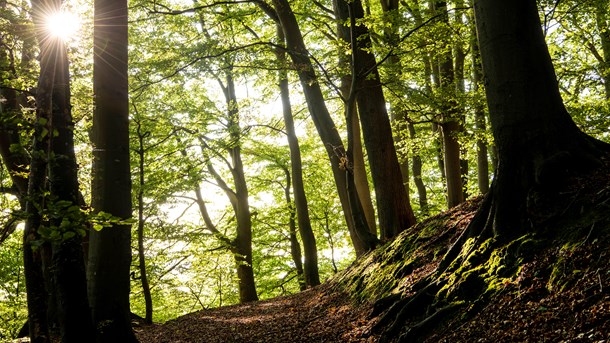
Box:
264, 0, 379, 255
87, 0, 137, 340
334, 0, 417, 239
276, 25, 320, 287
375, 0, 610, 340
24, 0, 94, 341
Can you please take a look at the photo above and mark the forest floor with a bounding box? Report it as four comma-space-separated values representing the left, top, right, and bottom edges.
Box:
136, 158, 610, 343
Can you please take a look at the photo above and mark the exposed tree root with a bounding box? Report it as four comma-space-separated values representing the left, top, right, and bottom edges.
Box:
373, 145, 610, 342
397, 302, 465, 343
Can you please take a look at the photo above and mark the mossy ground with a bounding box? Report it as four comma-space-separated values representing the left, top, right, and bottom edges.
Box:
331, 156, 610, 342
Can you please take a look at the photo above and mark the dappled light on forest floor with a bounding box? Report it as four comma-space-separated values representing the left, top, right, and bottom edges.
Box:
135, 285, 378, 343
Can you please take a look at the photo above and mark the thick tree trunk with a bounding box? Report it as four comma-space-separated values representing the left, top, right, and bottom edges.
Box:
46, 39, 94, 343
269, 0, 378, 255
89, 0, 137, 340
23, 119, 50, 343
276, 26, 321, 287
473, 0, 608, 239
30, 0, 94, 341
335, 0, 416, 239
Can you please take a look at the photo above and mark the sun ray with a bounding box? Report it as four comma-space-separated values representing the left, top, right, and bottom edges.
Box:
45, 10, 80, 41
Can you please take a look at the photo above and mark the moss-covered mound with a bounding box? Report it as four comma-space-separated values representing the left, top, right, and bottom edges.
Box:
331, 164, 610, 342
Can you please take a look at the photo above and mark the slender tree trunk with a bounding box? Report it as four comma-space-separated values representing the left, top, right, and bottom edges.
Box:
89, 0, 137, 339
453, 0, 469, 199
333, 8, 378, 237
275, 26, 321, 287
408, 123, 429, 216
135, 120, 153, 324
222, 69, 258, 302
435, 1, 464, 209
281, 168, 306, 291
470, 5, 489, 194
268, 0, 378, 255
335, 0, 416, 239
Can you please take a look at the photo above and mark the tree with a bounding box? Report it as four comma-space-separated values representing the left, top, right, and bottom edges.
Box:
276, 24, 320, 287
434, 0, 465, 208
334, 0, 416, 239
23, 0, 95, 341
264, 0, 378, 255
375, 0, 609, 340
87, 0, 137, 339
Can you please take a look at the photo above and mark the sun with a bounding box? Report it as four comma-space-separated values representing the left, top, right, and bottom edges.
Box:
45, 10, 80, 41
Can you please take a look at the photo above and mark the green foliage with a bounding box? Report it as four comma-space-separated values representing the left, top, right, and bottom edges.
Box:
0, 231, 27, 340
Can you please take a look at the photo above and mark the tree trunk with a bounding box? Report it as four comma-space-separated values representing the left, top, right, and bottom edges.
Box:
470, 5, 489, 194
22, 111, 50, 343
276, 26, 321, 287
29, 0, 94, 341
268, 0, 378, 255
89, 0, 137, 340
408, 123, 429, 216
335, 0, 416, 239
281, 168, 306, 291
135, 120, 153, 324
453, 0, 469, 200
435, 1, 464, 209
333, 9, 378, 237
222, 69, 258, 303
46, 39, 94, 343
472, 0, 608, 240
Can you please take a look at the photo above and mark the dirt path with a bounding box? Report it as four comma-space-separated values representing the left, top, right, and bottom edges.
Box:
135, 284, 378, 343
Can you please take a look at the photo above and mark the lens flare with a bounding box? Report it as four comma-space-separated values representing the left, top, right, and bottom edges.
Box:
45, 11, 79, 41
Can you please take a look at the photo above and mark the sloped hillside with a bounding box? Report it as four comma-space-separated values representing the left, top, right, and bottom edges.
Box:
136, 163, 610, 342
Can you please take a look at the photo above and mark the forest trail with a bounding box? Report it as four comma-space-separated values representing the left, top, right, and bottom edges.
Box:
135, 284, 377, 343
134, 225, 610, 343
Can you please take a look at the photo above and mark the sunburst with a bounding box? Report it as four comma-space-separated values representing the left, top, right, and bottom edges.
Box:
45, 10, 80, 41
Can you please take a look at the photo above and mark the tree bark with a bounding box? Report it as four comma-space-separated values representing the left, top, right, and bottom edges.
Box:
135, 120, 153, 324
89, 0, 137, 340
29, 0, 95, 341
333, 9, 378, 237
276, 25, 321, 287
470, 5, 489, 194
335, 0, 416, 239
281, 167, 306, 291
408, 123, 429, 216
220, 68, 258, 303
268, 0, 378, 255
434, 0, 464, 209
472, 0, 609, 240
